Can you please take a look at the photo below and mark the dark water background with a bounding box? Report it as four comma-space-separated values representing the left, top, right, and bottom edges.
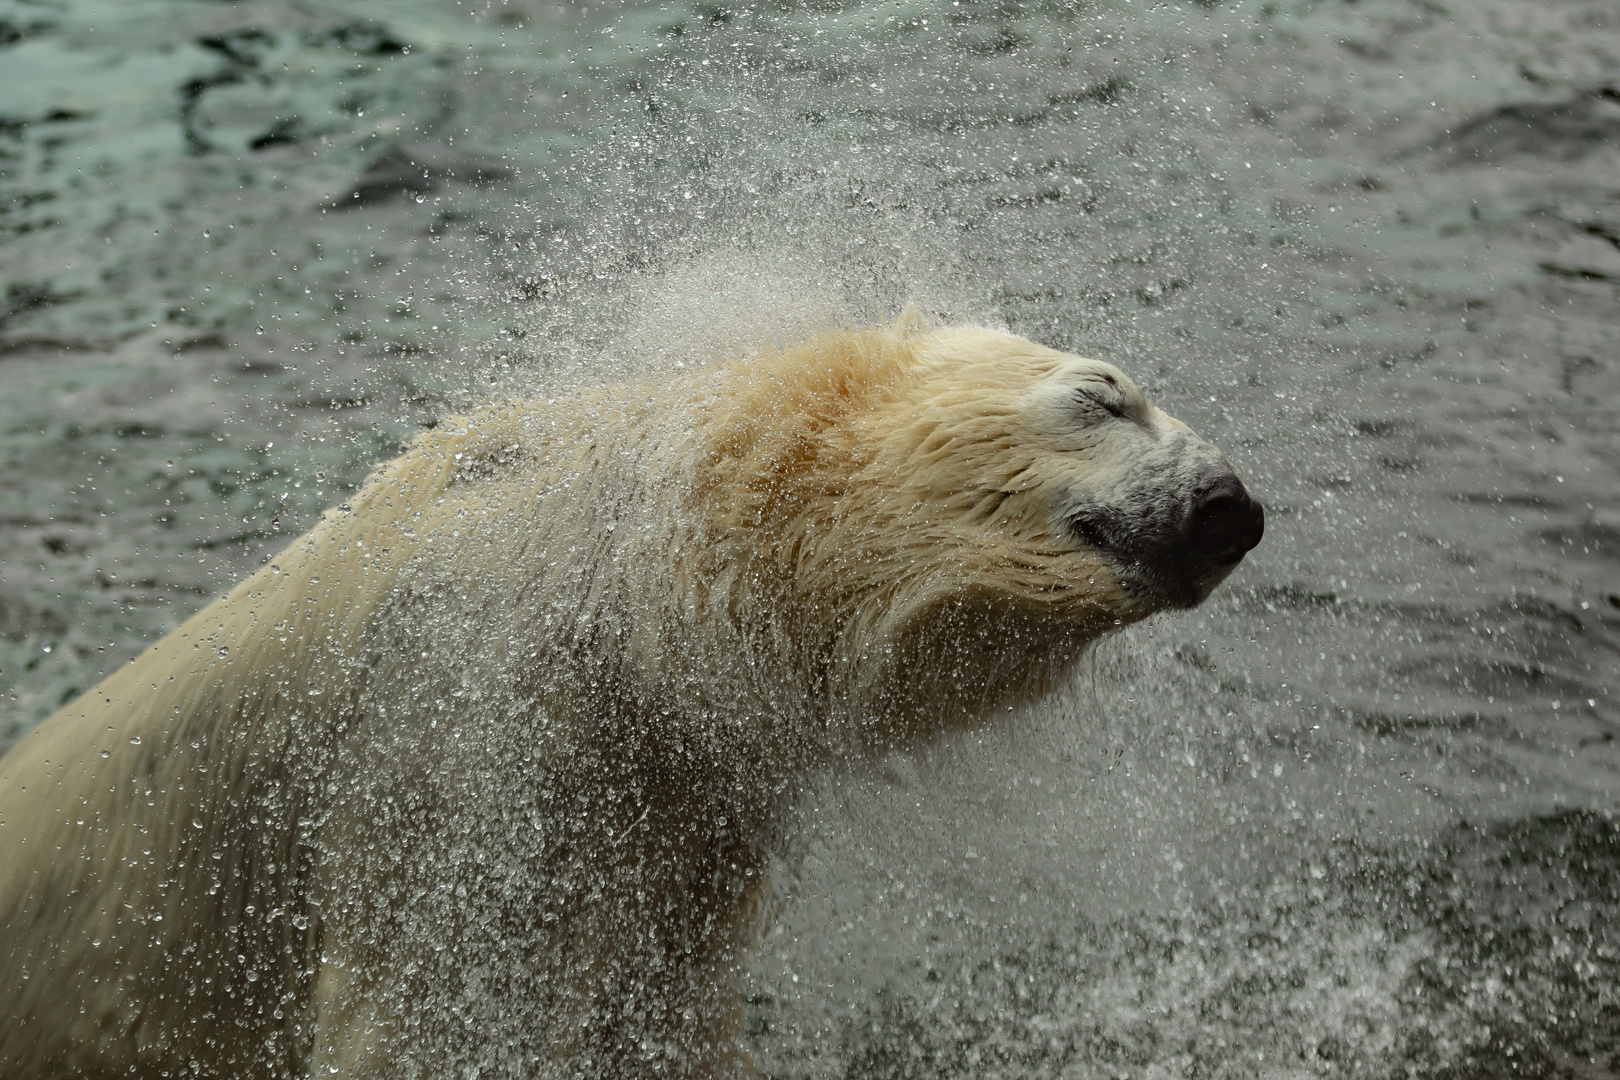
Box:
2, 0, 1617, 1075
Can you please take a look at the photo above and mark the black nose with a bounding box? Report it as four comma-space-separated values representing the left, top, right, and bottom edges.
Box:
1186, 475, 1264, 565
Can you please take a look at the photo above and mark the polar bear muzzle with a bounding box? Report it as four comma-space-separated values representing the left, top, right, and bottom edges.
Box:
1065, 467, 1264, 609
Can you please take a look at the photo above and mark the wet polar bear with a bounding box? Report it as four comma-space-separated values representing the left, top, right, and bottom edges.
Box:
0, 319, 1262, 1078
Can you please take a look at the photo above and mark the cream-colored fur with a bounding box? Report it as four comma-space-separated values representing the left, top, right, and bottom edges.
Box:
0, 319, 1249, 1078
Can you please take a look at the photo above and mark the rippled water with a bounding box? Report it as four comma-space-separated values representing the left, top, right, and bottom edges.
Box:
2, 0, 1617, 1075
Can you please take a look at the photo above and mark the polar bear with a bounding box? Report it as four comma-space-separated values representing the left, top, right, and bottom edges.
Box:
0, 319, 1261, 1079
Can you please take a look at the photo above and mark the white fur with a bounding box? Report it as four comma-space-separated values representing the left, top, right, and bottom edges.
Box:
0, 321, 1248, 1078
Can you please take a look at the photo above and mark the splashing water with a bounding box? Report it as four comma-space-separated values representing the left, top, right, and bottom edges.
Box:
1, 0, 1616, 1076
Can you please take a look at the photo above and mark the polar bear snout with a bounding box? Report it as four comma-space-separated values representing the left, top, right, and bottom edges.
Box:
1184, 474, 1265, 567
1062, 463, 1264, 610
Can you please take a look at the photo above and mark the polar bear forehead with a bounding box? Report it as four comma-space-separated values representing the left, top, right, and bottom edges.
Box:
1042, 356, 1148, 406
915, 329, 1147, 400
915, 325, 1073, 376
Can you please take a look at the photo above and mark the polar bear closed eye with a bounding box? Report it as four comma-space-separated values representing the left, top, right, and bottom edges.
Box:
0, 318, 1261, 1079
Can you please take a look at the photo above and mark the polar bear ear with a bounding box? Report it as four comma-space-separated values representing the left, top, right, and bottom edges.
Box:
890, 304, 931, 337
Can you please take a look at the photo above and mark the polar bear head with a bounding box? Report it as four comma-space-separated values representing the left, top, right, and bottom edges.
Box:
705, 320, 1262, 735
966, 330, 1266, 612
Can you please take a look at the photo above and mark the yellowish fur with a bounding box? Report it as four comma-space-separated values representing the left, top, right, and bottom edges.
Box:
0, 319, 1232, 1078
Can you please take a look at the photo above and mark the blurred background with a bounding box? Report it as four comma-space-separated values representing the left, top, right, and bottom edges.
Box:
1, 0, 1617, 1075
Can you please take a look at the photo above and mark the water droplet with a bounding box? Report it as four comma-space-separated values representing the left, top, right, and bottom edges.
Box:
217, 646, 229, 657
100, 749, 110, 759
191, 818, 204, 829
129, 737, 142, 746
